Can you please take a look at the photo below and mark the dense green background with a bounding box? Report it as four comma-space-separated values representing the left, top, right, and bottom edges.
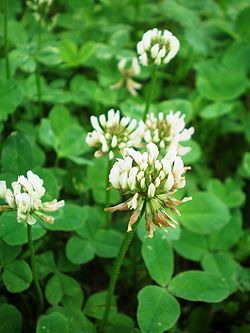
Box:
0, 0, 250, 332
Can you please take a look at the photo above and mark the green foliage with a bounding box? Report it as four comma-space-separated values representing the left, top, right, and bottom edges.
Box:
178, 192, 231, 234
137, 286, 180, 333
169, 270, 230, 302
36, 312, 69, 333
45, 273, 83, 309
0, 303, 22, 333
2, 260, 32, 293
0, 0, 249, 332
142, 233, 173, 287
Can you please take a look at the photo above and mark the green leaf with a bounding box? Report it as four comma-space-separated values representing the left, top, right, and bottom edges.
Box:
208, 210, 243, 251
0, 303, 22, 333
84, 291, 117, 320
36, 251, 57, 280
86, 157, 120, 204
39, 119, 58, 150
0, 240, 21, 264
45, 273, 83, 309
37, 46, 62, 66
33, 168, 59, 202
182, 140, 202, 164
75, 206, 102, 240
208, 178, 245, 208
49, 105, 73, 137
66, 236, 95, 265
137, 286, 180, 333
1, 132, 40, 175
173, 228, 208, 262
59, 40, 78, 66
2, 260, 32, 293
93, 229, 123, 258
200, 102, 235, 119
78, 41, 96, 64
223, 41, 250, 74
59, 40, 95, 67
0, 212, 46, 245
178, 192, 230, 235
196, 60, 249, 101
243, 152, 250, 178
36, 312, 69, 333
201, 253, 238, 293
48, 307, 95, 333
142, 233, 174, 287
107, 313, 134, 332
235, 6, 250, 40
58, 124, 88, 159
43, 204, 87, 231
0, 80, 22, 121
169, 270, 230, 302
158, 99, 193, 121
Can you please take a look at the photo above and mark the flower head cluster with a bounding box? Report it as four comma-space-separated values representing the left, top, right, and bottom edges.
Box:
137, 28, 180, 66
0, 171, 64, 225
105, 143, 191, 237
139, 111, 194, 156
26, 0, 52, 23
111, 57, 142, 96
86, 109, 143, 160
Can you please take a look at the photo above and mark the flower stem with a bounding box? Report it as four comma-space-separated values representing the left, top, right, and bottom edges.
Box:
36, 15, 42, 114
100, 205, 146, 331
27, 224, 44, 315
4, 0, 10, 79
105, 156, 112, 227
143, 64, 158, 121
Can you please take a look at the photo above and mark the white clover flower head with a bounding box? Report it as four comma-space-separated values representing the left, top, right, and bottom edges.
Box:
0, 170, 64, 225
139, 111, 194, 156
86, 109, 143, 160
26, 0, 52, 24
137, 28, 180, 66
111, 57, 142, 96
105, 143, 191, 237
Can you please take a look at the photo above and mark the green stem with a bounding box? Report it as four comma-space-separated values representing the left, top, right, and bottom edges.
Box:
143, 64, 158, 121
36, 15, 42, 114
4, 0, 10, 79
105, 156, 112, 227
100, 205, 146, 331
27, 224, 44, 315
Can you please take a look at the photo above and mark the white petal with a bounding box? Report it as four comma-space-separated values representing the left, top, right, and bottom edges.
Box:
151, 43, 160, 59
147, 143, 159, 162
109, 165, 121, 188
137, 41, 145, 55
99, 114, 106, 127
118, 58, 126, 71
148, 183, 155, 198
0, 181, 7, 199
90, 116, 102, 132
139, 53, 148, 66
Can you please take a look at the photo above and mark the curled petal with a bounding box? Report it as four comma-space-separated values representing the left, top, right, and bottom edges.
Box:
146, 216, 155, 238
105, 202, 129, 213
42, 199, 65, 212
127, 210, 140, 232
34, 211, 54, 224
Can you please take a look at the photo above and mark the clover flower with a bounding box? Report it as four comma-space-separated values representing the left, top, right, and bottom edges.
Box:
86, 109, 143, 160
26, 0, 52, 23
105, 143, 191, 237
137, 28, 180, 66
111, 57, 142, 96
139, 111, 194, 156
0, 171, 64, 225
